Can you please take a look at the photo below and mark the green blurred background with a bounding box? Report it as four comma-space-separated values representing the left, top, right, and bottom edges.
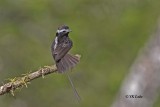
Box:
0, 0, 160, 107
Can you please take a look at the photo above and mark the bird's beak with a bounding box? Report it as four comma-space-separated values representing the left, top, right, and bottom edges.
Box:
68, 29, 72, 32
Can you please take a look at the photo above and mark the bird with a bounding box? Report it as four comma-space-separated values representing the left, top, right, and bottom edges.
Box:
51, 25, 81, 102
51, 25, 80, 73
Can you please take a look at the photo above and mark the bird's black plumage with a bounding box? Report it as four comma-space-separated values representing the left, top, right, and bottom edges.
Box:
51, 25, 79, 73
51, 25, 81, 102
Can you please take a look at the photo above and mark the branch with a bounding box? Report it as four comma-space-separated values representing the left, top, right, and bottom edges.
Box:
0, 54, 81, 96
0, 65, 57, 96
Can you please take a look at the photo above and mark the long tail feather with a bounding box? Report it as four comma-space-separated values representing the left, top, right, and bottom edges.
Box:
66, 73, 81, 103
56, 54, 81, 102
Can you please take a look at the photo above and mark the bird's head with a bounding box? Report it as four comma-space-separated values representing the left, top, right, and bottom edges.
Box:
56, 25, 72, 36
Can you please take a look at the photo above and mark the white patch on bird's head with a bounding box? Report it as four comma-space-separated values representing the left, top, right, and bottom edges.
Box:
56, 29, 71, 33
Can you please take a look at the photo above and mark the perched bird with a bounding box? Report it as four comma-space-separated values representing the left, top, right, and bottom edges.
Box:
51, 25, 79, 73
51, 25, 81, 102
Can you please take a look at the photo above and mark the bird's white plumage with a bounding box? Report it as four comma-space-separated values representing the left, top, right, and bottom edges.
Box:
54, 37, 58, 50
57, 29, 69, 33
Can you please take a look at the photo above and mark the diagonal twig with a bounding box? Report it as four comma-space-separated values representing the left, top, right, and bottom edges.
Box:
0, 54, 81, 96
0, 65, 57, 96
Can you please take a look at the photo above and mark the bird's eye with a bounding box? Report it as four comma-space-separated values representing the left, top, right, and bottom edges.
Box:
63, 30, 66, 32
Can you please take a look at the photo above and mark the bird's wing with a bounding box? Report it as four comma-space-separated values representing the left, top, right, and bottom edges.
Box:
52, 39, 72, 62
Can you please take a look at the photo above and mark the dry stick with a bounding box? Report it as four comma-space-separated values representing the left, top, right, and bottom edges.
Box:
0, 54, 81, 96
0, 65, 57, 96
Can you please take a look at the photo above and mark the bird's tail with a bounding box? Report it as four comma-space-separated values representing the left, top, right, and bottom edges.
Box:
66, 73, 81, 103
56, 54, 80, 73
56, 54, 81, 102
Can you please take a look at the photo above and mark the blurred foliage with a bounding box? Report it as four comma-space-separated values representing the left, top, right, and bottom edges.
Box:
0, 0, 160, 107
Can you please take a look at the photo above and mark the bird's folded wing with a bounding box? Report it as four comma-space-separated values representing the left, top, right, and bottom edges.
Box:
53, 40, 72, 62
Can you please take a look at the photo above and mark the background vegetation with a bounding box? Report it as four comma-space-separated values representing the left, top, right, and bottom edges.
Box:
0, 0, 160, 107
